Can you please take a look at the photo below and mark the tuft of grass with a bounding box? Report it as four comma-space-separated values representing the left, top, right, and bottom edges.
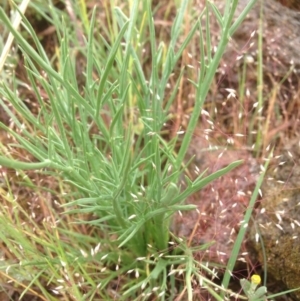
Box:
0, 0, 269, 300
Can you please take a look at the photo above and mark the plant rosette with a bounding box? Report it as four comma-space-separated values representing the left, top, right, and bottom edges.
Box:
240, 274, 267, 301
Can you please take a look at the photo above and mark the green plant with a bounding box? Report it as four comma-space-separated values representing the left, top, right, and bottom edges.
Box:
0, 0, 258, 300
239, 274, 300, 301
240, 275, 267, 301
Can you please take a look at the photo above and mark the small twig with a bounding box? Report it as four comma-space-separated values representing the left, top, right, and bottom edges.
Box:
187, 210, 201, 247
0, 0, 31, 73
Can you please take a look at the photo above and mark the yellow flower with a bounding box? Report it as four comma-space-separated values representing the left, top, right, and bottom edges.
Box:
251, 274, 261, 285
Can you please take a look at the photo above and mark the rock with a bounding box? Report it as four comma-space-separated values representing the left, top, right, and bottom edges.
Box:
174, 132, 259, 267
249, 145, 300, 300
223, 0, 300, 79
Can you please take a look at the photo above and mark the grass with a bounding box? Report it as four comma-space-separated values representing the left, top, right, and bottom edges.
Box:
0, 0, 297, 300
